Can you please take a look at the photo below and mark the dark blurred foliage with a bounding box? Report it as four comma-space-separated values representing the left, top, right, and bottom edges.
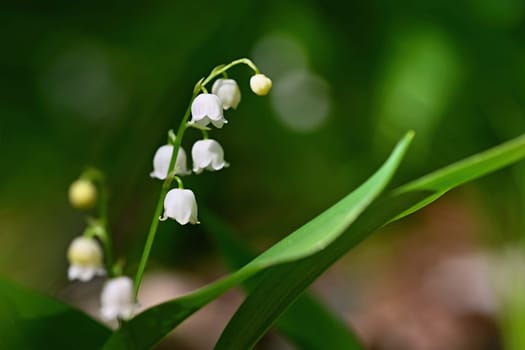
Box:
2, 1, 525, 337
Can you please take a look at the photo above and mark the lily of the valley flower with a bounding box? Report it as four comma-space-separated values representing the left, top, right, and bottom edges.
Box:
189, 93, 227, 128
191, 139, 229, 174
150, 145, 190, 180
69, 179, 97, 210
67, 236, 105, 282
212, 79, 241, 110
250, 74, 272, 96
100, 276, 139, 322
160, 188, 199, 225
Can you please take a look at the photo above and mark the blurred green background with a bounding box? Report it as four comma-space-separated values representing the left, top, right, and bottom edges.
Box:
3, 1, 525, 349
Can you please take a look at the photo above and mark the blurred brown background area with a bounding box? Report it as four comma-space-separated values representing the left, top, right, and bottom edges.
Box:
2, 0, 525, 349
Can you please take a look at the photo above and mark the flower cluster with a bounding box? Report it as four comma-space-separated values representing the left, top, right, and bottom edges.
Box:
152, 73, 271, 227
66, 176, 138, 323
65, 59, 271, 325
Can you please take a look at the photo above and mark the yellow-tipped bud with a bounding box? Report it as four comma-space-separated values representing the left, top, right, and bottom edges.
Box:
69, 179, 97, 209
250, 74, 272, 96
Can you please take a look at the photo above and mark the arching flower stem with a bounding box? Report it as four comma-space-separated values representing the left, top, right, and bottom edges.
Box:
133, 58, 261, 299
201, 58, 259, 87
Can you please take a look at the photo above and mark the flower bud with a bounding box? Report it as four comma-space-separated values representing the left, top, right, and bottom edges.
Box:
67, 236, 105, 281
150, 144, 190, 180
69, 179, 97, 210
190, 93, 227, 128
191, 139, 229, 174
250, 74, 272, 96
212, 79, 241, 110
100, 276, 139, 322
160, 188, 199, 225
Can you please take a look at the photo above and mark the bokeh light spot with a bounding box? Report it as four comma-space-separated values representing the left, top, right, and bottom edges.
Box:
271, 70, 331, 132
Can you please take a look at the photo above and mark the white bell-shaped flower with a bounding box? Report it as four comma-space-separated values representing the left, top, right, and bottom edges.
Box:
150, 145, 190, 180
250, 74, 272, 96
100, 276, 139, 322
212, 79, 241, 110
191, 139, 229, 174
67, 236, 105, 282
189, 93, 227, 128
160, 188, 199, 225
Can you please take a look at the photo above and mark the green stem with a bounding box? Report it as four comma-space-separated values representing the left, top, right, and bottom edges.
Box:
174, 175, 184, 189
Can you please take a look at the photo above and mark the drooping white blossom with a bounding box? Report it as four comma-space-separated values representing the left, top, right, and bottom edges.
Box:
67, 236, 105, 282
150, 144, 190, 180
191, 139, 229, 174
69, 179, 97, 210
160, 188, 199, 225
212, 79, 241, 110
100, 276, 139, 322
250, 74, 272, 96
189, 93, 227, 128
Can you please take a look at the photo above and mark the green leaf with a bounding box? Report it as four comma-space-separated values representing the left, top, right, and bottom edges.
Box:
103, 131, 415, 349
392, 132, 525, 221
215, 133, 525, 349
214, 191, 428, 349
0, 277, 111, 349
202, 210, 364, 349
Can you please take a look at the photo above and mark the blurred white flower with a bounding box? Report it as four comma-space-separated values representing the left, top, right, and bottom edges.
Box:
150, 144, 190, 180
69, 179, 97, 210
189, 93, 227, 128
250, 74, 272, 96
212, 79, 241, 110
67, 236, 105, 282
160, 188, 199, 225
100, 276, 139, 322
191, 139, 229, 174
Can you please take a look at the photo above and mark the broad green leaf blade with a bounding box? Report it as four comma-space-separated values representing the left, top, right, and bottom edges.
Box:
103, 132, 414, 350
216, 132, 525, 349
245, 131, 414, 267
214, 191, 429, 350
202, 210, 364, 349
0, 277, 111, 349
